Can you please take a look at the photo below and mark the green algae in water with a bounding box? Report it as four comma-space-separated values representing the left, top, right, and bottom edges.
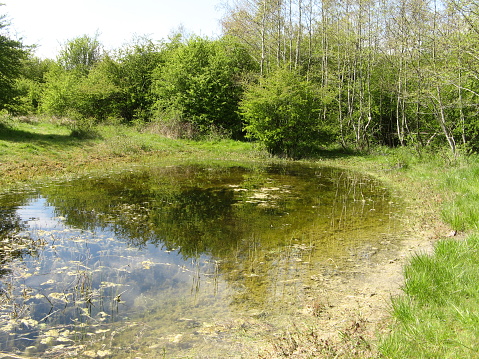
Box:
0, 163, 403, 357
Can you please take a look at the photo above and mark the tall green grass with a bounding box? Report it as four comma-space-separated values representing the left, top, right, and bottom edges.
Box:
379, 151, 479, 358
439, 158, 479, 232
380, 235, 479, 358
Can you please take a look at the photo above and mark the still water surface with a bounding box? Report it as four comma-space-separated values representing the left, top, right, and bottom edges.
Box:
0, 163, 403, 357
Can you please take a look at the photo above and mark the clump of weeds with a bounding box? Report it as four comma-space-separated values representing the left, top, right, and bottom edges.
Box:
261, 319, 375, 359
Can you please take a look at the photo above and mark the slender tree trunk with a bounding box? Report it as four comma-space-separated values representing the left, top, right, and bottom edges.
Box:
435, 85, 457, 154
458, 70, 467, 145
260, 0, 267, 75
289, 0, 293, 68
277, 0, 282, 66
321, 0, 328, 88
306, 0, 313, 76
295, 0, 302, 68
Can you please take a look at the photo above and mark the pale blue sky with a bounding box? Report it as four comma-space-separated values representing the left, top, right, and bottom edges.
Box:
4, 0, 224, 58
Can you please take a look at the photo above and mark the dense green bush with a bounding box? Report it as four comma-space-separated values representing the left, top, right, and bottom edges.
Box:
240, 68, 322, 158
151, 36, 256, 139
106, 38, 165, 122
40, 35, 122, 121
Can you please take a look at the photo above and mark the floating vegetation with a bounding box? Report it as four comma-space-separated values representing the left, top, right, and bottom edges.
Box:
0, 163, 404, 357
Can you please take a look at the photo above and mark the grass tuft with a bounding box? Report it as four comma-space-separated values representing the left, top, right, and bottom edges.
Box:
439, 157, 479, 231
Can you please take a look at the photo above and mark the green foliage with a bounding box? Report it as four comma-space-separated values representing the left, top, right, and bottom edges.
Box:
240, 68, 322, 158
0, 108, 13, 128
8, 0, 479, 154
460, 112, 479, 153
40, 61, 121, 121
40, 64, 78, 116
57, 34, 102, 74
0, 11, 27, 111
74, 62, 121, 120
11, 77, 42, 115
152, 36, 256, 139
380, 235, 479, 358
10, 56, 54, 115
40, 34, 114, 123
108, 37, 165, 122
41, 34, 121, 122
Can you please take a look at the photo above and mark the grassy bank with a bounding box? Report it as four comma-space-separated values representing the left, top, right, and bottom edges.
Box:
2, 118, 479, 357
0, 117, 265, 189
324, 144, 479, 357
372, 152, 479, 358
317, 147, 479, 356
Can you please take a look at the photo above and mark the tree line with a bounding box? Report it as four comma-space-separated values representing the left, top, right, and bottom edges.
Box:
2, 0, 479, 157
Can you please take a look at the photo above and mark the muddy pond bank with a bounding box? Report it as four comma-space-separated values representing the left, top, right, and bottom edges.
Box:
0, 159, 444, 358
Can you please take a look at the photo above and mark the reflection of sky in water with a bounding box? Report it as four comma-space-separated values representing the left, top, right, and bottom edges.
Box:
14, 196, 220, 326
17, 197, 62, 229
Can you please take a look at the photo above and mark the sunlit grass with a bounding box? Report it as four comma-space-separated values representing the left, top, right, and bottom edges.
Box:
374, 148, 479, 358
380, 234, 479, 358
437, 157, 479, 232
320, 145, 479, 357
0, 118, 264, 189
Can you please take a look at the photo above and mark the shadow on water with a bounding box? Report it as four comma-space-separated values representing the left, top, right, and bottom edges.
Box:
0, 209, 26, 278
0, 163, 405, 358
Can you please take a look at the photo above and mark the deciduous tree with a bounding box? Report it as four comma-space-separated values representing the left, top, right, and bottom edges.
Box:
152, 36, 256, 138
57, 34, 102, 75
0, 9, 27, 111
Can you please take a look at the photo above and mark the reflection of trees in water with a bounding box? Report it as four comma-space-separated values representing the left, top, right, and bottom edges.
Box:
39, 164, 397, 309
0, 164, 403, 359
0, 164, 402, 359
42, 166, 255, 258
42, 165, 306, 256
42, 163, 396, 258
0, 195, 44, 352
0, 198, 38, 278
0, 209, 22, 277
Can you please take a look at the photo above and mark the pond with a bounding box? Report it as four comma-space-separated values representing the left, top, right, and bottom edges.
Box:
0, 162, 404, 358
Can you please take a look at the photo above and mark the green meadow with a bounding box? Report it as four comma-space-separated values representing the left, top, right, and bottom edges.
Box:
2, 117, 479, 357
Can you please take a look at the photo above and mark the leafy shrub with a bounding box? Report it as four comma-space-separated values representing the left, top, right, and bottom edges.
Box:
0, 109, 14, 128
151, 37, 256, 139
66, 111, 101, 139
240, 68, 321, 158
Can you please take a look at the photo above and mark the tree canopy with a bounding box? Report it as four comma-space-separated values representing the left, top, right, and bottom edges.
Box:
4, 0, 479, 156
152, 36, 256, 138
0, 10, 27, 112
241, 67, 322, 157
57, 34, 102, 74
